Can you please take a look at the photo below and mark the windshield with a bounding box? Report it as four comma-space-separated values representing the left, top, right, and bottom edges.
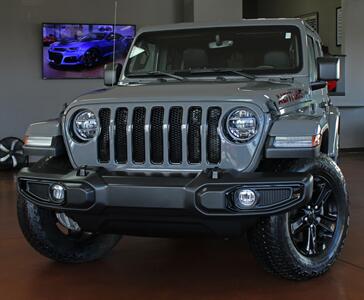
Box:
78, 33, 106, 42
125, 26, 302, 78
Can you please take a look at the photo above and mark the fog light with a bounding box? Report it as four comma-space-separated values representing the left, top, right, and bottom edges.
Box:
50, 184, 65, 203
234, 189, 257, 209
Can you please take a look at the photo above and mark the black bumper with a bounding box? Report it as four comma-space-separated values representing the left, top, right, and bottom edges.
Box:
17, 159, 313, 237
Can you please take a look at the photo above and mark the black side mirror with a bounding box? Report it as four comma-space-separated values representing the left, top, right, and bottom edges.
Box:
317, 57, 340, 81
104, 63, 123, 86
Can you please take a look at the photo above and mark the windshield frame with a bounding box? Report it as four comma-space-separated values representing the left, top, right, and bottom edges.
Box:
124, 25, 304, 80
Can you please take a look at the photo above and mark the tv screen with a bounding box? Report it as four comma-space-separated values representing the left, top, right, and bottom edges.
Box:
42, 23, 136, 79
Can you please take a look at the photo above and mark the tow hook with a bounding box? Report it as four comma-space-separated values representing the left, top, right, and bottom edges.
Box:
210, 168, 221, 180
77, 165, 89, 177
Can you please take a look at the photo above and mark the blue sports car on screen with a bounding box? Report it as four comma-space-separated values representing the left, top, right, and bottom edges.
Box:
48, 32, 133, 68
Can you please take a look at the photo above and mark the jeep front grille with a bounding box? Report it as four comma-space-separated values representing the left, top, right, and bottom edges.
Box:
96, 105, 222, 166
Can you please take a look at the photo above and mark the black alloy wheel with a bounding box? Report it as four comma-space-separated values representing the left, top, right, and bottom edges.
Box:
248, 155, 349, 280
82, 49, 100, 68
289, 175, 338, 257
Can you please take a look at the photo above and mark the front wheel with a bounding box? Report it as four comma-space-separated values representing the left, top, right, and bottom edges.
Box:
82, 48, 100, 68
248, 155, 349, 280
17, 196, 121, 263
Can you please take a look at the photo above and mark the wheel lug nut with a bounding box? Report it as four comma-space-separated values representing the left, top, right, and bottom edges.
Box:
314, 206, 318, 210
304, 217, 308, 222
307, 205, 311, 209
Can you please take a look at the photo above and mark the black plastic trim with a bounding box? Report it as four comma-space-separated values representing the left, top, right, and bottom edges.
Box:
18, 168, 313, 217
17, 157, 314, 236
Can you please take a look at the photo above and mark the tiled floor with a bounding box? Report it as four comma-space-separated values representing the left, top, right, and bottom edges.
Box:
1, 153, 364, 300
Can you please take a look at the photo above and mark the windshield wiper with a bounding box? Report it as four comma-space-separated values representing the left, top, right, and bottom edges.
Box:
127, 71, 187, 82
218, 69, 256, 80
176, 68, 255, 80
148, 71, 187, 81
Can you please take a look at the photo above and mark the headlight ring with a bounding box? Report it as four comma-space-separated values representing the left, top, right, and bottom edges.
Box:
225, 108, 259, 143
72, 110, 99, 142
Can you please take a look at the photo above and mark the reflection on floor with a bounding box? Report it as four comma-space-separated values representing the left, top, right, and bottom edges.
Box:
1, 152, 364, 300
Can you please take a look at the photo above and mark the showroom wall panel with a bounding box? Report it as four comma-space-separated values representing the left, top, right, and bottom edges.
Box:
0, 0, 184, 139
334, 0, 364, 148
193, 0, 242, 22
257, 0, 342, 55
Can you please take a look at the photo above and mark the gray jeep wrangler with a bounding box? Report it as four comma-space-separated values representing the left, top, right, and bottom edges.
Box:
17, 19, 349, 280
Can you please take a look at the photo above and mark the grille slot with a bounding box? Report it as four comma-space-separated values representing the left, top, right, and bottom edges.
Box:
207, 107, 222, 164
169, 107, 183, 164
98, 108, 111, 163
258, 189, 292, 206
187, 107, 202, 163
150, 107, 164, 164
115, 108, 128, 164
132, 107, 146, 163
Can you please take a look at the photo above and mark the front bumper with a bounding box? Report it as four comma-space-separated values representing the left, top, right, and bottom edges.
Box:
17, 159, 313, 237
48, 50, 82, 66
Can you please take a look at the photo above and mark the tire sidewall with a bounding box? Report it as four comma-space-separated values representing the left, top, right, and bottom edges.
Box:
17, 195, 121, 263
277, 155, 349, 271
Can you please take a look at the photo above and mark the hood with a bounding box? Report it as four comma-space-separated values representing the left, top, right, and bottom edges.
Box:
52, 40, 87, 48
69, 80, 307, 113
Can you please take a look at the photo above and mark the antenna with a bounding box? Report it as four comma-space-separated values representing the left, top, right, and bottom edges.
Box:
112, 1, 118, 86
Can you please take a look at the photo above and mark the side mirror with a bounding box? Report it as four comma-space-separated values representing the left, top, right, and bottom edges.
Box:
317, 57, 340, 81
104, 63, 123, 86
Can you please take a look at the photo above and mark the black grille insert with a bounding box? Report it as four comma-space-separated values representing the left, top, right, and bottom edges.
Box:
207, 107, 222, 164
115, 108, 128, 164
258, 189, 292, 206
150, 107, 164, 164
187, 107, 202, 163
132, 107, 146, 163
98, 108, 111, 163
49, 52, 63, 64
169, 107, 183, 164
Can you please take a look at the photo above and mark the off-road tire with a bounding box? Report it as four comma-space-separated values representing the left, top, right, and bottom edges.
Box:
248, 154, 349, 280
17, 195, 121, 263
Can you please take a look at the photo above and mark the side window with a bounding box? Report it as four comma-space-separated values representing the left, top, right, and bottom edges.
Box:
307, 36, 317, 82
106, 33, 121, 41
128, 42, 157, 73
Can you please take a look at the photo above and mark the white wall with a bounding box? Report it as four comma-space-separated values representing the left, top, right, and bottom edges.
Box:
0, 0, 183, 139
194, 0, 242, 22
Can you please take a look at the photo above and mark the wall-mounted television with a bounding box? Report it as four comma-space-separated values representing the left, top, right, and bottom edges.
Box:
42, 23, 136, 79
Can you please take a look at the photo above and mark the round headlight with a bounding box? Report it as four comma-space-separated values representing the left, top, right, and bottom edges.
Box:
72, 110, 98, 141
226, 108, 258, 142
